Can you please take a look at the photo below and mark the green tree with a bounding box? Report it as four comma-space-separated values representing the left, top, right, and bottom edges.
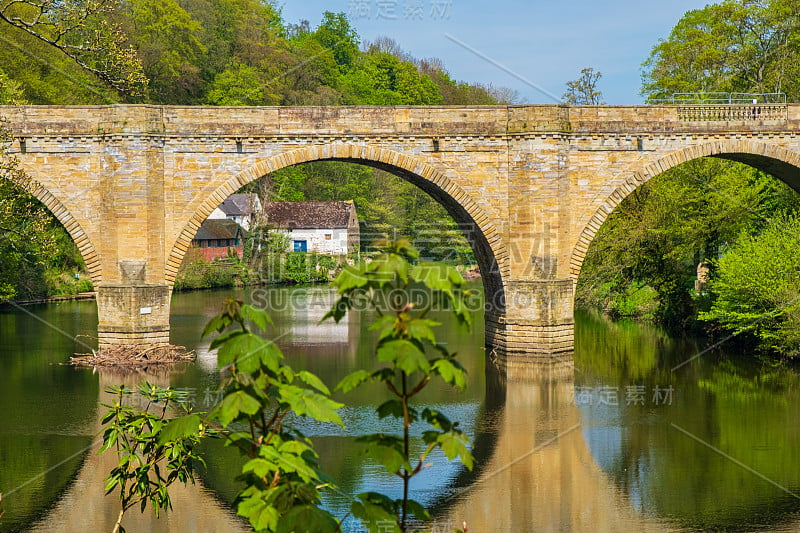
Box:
0, 0, 146, 95
641, 0, 800, 101
283, 33, 342, 105
179, 0, 284, 93
312, 12, 359, 72
122, 0, 206, 102
205, 63, 265, 106
263, 166, 307, 202
700, 213, 800, 354
340, 51, 442, 105
0, 68, 25, 105
563, 67, 603, 105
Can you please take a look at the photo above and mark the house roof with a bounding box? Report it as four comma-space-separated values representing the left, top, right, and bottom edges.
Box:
217, 194, 260, 216
264, 201, 357, 229
193, 219, 245, 240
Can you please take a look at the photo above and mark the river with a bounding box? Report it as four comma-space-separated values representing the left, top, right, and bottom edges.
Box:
1, 286, 800, 532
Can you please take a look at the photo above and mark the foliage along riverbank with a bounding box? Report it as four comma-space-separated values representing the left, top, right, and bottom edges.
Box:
174, 252, 344, 291
173, 249, 479, 292
577, 0, 800, 358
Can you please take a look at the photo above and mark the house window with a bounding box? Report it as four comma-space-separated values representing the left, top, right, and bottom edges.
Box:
325, 233, 332, 240
293, 240, 307, 253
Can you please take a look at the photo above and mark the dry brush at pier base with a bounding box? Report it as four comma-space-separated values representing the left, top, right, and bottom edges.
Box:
70, 344, 196, 367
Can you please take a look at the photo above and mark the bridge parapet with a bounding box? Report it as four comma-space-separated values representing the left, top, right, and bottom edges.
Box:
677, 104, 787, 122
6, 104, 800, 139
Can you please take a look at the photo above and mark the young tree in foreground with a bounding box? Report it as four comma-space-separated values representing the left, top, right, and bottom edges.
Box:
325, 239, 474, 532
101, 300, 344, 532
100, 384, 205, 533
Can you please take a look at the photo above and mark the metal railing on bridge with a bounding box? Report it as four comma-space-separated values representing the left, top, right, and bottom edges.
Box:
648, 93, 788, 121
649, 92, 787, 105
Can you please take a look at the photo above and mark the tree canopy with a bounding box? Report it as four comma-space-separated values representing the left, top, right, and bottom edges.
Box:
642, 0, 800, 100
0, 0, 146, 95
563, 67, 603, 105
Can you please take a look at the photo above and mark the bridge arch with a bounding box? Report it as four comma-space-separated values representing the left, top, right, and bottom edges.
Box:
167, 142, 509, 308
569, 139, 800, 279
1, 160, 102, 284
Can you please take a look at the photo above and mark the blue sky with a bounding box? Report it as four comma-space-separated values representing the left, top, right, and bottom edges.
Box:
277, 0, 711, 104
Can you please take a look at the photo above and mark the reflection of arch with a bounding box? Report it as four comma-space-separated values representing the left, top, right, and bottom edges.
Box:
570, 140, 800, 279
3, 169, 102, 284
166, 143, 508, 306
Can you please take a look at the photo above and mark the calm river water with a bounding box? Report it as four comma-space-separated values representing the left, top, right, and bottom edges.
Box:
1, 286, 800, 532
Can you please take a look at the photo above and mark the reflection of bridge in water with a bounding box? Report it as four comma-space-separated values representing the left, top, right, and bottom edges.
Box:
441, 364, 669, 532
28, 361, 800, 532
22, 365, 661, 531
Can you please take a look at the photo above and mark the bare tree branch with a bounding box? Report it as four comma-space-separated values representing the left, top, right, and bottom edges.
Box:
0, 0, 147, 95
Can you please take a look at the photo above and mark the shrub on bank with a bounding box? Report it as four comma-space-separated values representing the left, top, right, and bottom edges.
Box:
256, 251, 349, 285
45, 270, 94, 296
174, 260, 242, 291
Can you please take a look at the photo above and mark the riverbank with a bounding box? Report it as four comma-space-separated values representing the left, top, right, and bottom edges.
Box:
2, 292, 97, 306
174, 255, 481, 292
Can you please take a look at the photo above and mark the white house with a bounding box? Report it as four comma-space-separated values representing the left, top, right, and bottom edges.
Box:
264, 201, 359, 255
208, 193, 262, 230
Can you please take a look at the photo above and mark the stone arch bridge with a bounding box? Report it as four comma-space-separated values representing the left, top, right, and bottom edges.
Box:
3, 103, 799, 369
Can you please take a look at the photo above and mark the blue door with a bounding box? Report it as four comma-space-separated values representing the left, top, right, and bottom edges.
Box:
293, 240, 307, 252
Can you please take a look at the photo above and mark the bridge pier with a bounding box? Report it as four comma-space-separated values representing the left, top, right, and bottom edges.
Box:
96, 285, 172, 347
488, 279, 575, 373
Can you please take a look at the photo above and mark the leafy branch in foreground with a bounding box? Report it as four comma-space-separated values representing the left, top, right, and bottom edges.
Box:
100, 383, 205, 533
325, 239, 474, 533
101, 243, 474, 532
198, 299, 344, 531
